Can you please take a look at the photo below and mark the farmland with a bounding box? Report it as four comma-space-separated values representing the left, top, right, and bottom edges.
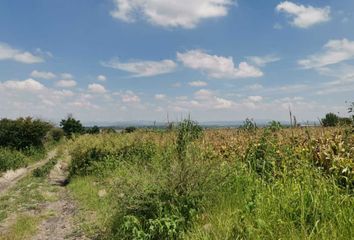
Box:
0, 118, 353, 239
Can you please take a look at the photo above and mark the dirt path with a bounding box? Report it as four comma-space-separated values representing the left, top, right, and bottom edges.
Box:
0, 149, 57, 195
31, 153, 88, 240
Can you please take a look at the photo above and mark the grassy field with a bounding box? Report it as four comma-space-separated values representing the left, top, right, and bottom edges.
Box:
65, 122, 353, 239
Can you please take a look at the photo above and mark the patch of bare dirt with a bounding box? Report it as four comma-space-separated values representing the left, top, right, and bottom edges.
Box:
32, 153, 89, 240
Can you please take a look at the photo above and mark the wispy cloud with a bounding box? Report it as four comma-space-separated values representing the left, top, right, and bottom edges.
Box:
299, 38, 354, 69
102, 58, 177, 77
0, 42, 44, 64
246, 55, 280, 67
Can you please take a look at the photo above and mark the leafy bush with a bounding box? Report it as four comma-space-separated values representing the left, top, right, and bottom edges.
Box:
68, 134, 158, 176
241, 118, 257, 131
114, 189, 200, 240
267, 120, 283, 132
86, 126, 100, 134
0, 117, 52, 149
49, 128, 65, 142
60, 116, 84, 137
0, 147, 46, 173
125, 126, 137, 133
0, 148, 27, 172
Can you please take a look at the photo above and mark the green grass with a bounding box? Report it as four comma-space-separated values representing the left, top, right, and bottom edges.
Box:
0, 214, 41, 240
0, 175, 58, 222
185, 163, 354, 240
68, 176, 114, 238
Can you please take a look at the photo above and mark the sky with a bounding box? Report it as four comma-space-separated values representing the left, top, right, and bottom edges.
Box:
0, 0, 354, 124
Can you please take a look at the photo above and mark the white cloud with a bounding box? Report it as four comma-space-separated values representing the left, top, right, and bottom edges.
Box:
248, 95, 263, 102
102, 58, 177, 77
246, 55, 280, 67
30, 70, 56, 79
154, 94, 166, 100
194, 89, 214, 100
97, 75, 107, 81
0, 42, 44, 64
177, 50, 263, 79
121, 90, 141, 103
192, 89, 234, 109
276, 1, 331, 28
61, 73, 74, 79
214, 97, 233, 109
56, 79, 77, 88
88, 83, 107, 94
53, 89, 74, 97
110, 0, 235, 29
0, 78, 45, 91
299, 39, 354, 69
188, 81, 208, 87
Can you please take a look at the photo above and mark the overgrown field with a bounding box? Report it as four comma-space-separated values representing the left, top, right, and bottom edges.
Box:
67, 123, 353, 239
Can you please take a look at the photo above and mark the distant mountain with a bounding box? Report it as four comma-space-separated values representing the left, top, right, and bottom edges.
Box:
82, 119, 291, 128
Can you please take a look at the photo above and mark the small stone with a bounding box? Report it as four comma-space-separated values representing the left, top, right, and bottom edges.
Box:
98, 189, 107, 198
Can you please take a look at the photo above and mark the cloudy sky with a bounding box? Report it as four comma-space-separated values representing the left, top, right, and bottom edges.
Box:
0, 0, 353, 123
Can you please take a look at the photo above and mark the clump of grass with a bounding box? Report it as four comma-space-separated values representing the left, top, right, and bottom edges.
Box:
0, 214, 41, 240
32, 157, 58, 177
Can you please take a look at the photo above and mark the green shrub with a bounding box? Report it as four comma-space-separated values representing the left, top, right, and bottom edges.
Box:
125, 126, 137, 133
0, 148, 27, 172
32, 157, 58, 177
86, 126, 100, 134
267, 120, 283, 132
109, 120, 209, 239
68, 134, 158, 176
241, 118, 257, 131
0, 117, 52, 149
49, 128, 65, 142
113, 189, 200, 240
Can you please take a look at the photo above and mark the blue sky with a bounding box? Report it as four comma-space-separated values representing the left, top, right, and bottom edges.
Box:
0, 0, 354, 123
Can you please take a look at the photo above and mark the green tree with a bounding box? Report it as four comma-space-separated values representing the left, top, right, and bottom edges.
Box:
60, 116, 83, 137
321, 113, 339, 127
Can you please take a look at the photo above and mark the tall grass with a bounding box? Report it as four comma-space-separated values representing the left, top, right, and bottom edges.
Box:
67, 124, 353, 239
